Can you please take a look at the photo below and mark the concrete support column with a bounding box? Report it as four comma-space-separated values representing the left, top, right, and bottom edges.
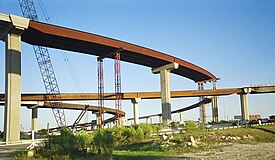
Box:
240, 93, 249, 120
4, 32, 22, 143
118, 117, 125, 126
150, 117, 153, 124
152, 63, 179, 127
179, 112, 184, 124
211, 97, 219, 122
95, 113, 102, 129
240, 88, 251, 121
31, 108, 38, 134
198, 82, 206, 124
159, 116, 162, 123
2, 15, 29, 143
146, 118, 149, 123
211, 81, 219, 123
131, 98, 141, 125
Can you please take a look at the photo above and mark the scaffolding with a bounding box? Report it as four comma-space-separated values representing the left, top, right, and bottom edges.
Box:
97, 58, 104, 128
97, 48, 123, 127
114, 50, 122, 126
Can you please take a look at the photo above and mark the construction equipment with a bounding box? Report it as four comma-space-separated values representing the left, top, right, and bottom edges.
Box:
18, 0, 66, 127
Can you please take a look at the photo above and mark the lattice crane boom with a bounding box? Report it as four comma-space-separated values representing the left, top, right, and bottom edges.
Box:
18, 0, 66, 127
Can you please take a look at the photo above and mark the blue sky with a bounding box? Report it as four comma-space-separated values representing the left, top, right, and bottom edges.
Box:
0, 0, 275, 131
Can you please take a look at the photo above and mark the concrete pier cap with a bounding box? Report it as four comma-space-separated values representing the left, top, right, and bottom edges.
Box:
243, 87, 252, 94
152, 62, 179, 74
0, 14, 29, 39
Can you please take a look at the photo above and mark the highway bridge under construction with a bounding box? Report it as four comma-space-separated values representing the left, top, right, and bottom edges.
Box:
0, 13, 275, 144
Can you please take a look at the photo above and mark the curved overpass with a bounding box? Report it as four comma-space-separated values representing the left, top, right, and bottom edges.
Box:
21, 20, 217, 82
128, 98, 211, 121
0, 101, 125, 117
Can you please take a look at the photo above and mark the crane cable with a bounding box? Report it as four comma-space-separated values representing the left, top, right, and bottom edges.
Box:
35, 0, 84, 95
35, 0, 91, 125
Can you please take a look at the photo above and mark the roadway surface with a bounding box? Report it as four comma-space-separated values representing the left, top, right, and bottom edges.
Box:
0, 143, 29, 159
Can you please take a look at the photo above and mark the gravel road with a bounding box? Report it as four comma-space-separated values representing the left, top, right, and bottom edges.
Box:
163, 143, 275, 160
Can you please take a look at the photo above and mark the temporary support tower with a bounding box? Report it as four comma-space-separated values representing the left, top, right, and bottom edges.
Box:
97, 58, 104, 128
97, 48, 123, 127
114, 50, 122, 126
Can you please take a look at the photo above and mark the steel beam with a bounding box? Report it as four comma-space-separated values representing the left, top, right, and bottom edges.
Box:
0, 88, 244, 101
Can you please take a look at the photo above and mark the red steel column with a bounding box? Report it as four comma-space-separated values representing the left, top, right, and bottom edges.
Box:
114, 50, 122, 126
97, 58, 104, 128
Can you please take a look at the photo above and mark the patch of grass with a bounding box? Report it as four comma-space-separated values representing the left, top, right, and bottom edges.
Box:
14, 124, 275, 159
113, 150, 166, 160
115, 141, 164, 152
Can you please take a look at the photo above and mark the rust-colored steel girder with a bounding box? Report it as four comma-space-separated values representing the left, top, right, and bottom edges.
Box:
21, 20, 217, 82
0, 88, 242, 101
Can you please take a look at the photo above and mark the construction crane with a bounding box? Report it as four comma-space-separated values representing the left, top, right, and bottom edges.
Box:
18, 0, 66, 127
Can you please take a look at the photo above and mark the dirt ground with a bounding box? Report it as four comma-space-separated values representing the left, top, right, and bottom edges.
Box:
164, 143, 275, 160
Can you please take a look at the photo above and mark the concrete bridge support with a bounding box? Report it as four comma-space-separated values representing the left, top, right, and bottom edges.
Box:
32, 108, 38, 135
159, 115, 162, 123
152, 63, 179, 127
211, 81, 219, 122
131, 98, 141, 125
179, 112, 184, 124
211, 97, 219, 122
198, 82, 206, 124
240, 94, 249, 120
240, 88, 251, 121
95, 112, 103, 128
1, 15, 29, 143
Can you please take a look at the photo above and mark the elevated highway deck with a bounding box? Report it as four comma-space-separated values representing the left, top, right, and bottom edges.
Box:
1, 86, 274, 102
0, 101, 125, 116
21, 20, 217, 82
0, 88, 242, 101
128, 98, 212, 121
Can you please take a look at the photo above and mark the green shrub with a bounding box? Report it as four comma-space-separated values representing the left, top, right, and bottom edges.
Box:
138, 123, 152, 138
124, 126, 138, 142
185, 120, 198, 131
171, 122, 178, 129
109, 126, 125, 144
38, 129, 48, 135
198, 124, 206, 131
152, 124, 163, 134
93, 129, 115, 155
75, 131, 93, 151
48, 127, 78, 155
135, 127, 145, 140
20, 131, 29, 139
